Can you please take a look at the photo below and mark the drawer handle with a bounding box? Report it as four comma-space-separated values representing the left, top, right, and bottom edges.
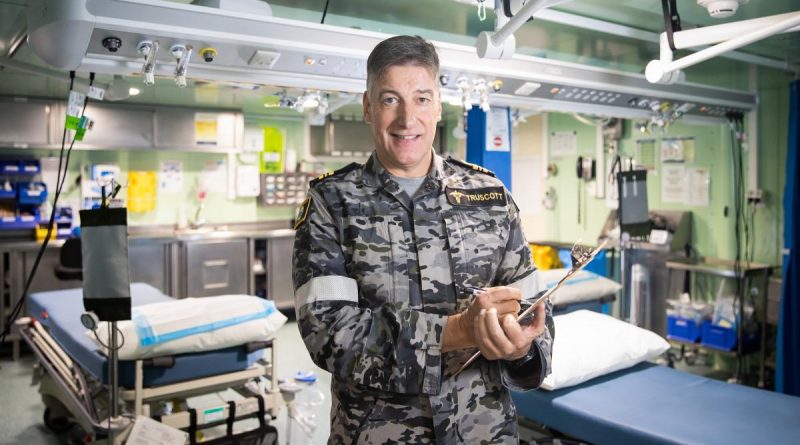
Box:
203, 260, 228, 267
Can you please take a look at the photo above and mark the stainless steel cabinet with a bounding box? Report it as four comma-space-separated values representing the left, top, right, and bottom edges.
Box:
129, 239, 173, 295
266, 236, 295, 311
182, 239, 249, 298
0, 98, 53, 146
22, 248, 81, 294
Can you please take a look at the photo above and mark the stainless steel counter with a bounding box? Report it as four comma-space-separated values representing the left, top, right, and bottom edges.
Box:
0, 221, 295, 251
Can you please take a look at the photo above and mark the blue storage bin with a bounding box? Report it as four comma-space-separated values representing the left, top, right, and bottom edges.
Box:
0, 212, 40, 230
0, 183, 15, 200
700, 321, 737, 351
667, 315, 703, 343
21, 160, 41, 174
0, 161, 21, 174
18, 182, 48, 205
557, 248, 608, 277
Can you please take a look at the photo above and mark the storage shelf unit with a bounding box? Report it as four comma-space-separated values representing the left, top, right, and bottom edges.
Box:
666, 258, 772, 387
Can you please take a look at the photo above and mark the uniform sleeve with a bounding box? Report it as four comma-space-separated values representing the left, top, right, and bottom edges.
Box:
292, 188, 448, 395
493, 191, 554, 391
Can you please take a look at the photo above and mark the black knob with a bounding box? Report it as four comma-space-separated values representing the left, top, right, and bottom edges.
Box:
102, 37, 122, 53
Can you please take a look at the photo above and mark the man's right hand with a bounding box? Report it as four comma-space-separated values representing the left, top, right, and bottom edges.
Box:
443, 286, 522, 353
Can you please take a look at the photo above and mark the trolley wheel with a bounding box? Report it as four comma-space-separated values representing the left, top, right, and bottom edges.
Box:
43, 407, 73, 433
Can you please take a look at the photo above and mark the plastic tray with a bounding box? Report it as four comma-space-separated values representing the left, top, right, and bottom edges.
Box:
17, 182, 48, 205
667, 315, 703, 343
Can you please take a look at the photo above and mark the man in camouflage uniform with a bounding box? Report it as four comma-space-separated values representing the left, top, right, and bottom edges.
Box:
293, 35, 553, 444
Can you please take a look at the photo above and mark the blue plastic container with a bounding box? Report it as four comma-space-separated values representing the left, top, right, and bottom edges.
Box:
17, 182, 48, 205
667, 315, 703, 343
0, 183, 16, 200
20, 160, 41, 174
700, 321, 737, 351
0, 161, 21, 174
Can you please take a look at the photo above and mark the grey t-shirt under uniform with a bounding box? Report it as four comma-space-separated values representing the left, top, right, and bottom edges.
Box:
389, 174, 426, 198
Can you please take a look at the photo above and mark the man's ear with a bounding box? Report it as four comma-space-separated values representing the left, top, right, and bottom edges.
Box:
362, 91, 371, 124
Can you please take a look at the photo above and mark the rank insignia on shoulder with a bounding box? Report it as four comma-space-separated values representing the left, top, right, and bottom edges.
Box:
309, 162, 361, 186
447, 157, 496, 177
445, 186, 507, 207
294, 196, 312, 229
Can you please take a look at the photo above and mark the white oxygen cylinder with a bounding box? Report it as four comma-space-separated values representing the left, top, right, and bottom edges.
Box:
630, 264, 650, 328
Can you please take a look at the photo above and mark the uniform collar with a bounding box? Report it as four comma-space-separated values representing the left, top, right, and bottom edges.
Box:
362, 150, 450, 189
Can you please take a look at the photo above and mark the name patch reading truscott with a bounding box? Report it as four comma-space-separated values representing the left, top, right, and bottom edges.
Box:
445, 187, 507, 207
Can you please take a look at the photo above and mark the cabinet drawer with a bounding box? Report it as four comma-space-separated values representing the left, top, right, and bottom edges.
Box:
184, 239, 248, 298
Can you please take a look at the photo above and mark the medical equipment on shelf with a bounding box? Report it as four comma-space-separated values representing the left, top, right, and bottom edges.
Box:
454, 239, 608, 377
15, 284, 284, 444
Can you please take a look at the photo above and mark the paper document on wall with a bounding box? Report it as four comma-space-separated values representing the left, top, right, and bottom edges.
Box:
485, 108, 511, 152
200, 159, 227, 193
661, 165, 687, 203
159, 161, 183, 192
550, 131, 577, 158
128, 171, 157, 213
687, 167, 710, 207
195, 113, 218, 146
237, 165, 260, 197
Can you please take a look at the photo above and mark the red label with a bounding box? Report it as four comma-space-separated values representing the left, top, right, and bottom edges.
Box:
493, 136, 502, 147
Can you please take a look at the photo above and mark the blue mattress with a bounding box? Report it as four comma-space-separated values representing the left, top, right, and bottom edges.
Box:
27, 283, 263, 389
513, 362, 800, 445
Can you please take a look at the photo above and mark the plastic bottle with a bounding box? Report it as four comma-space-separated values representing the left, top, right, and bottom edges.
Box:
289, 371, 324, 445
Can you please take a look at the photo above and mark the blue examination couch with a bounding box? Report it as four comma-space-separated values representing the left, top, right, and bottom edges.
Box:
512, 361, 800, 445
27, 283, 264, 388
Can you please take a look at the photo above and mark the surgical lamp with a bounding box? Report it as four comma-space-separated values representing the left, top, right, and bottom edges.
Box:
171, 44, 193, 88
105, 75, 133, 101
477, 0, 574, 59
646, 9, 800, 84
136, 40, 159, 86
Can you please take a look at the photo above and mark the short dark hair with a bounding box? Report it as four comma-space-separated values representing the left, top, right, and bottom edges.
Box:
366, 35, 439, 96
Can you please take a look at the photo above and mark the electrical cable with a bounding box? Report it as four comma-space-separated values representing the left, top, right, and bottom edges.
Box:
0, 71, 95, 345
91, 324, 126, 351
320, 0, 331, 24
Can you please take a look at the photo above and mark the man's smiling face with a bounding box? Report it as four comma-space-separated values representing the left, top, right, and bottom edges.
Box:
363, 64, 442, 177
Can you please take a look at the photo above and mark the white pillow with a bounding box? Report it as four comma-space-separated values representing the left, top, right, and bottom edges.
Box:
541, 310, 669, 390
88, 295, 287, 360
536, 269, 621, 306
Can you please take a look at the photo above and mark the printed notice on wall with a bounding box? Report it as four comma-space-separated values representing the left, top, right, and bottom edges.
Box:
687, 167, 710, 207
550, 131, 577, 158
195, 113, 218, 146
200, 159, 227, 193
661, 165, 687, 203
159, 161, 183, 193
485, 108, 511, 152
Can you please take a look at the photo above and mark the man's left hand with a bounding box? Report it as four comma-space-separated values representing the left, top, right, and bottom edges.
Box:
474, 301, 546, 361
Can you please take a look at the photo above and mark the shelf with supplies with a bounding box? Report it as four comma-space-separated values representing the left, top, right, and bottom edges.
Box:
665, 257, 772, 387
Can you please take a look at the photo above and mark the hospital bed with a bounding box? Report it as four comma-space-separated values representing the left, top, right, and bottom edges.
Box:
513, 345, 800, 444
15, 283, 285, 444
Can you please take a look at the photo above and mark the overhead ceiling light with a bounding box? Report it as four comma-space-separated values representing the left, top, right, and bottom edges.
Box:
106, 74, 132, 101
128, 87, 141, 96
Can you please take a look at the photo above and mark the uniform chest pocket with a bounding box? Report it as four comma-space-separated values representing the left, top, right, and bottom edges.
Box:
454, 208, 509, 286
344, 214, 410, 308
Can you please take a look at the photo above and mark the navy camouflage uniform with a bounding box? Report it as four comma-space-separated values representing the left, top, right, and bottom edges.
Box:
293, 152, 554, 444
